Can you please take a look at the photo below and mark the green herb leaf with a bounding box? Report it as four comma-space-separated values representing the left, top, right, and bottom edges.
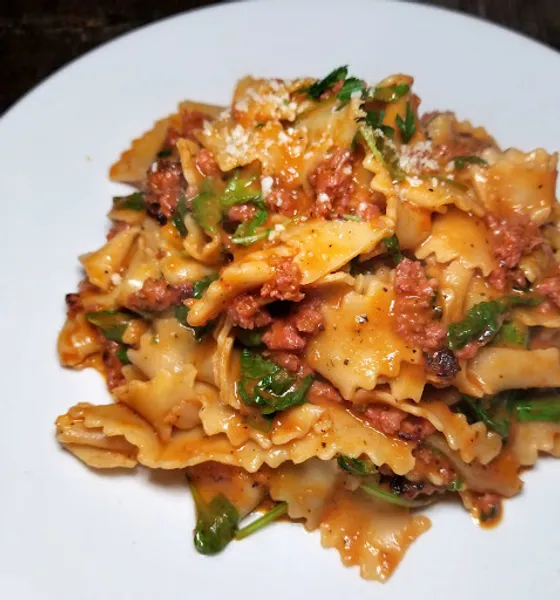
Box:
494, 321, 529, 348
231, 207, 269, 246
115, 346, 131, 365
371, 83, 410, 103
193, 273, 219, 299
174, 304, 213, 340
305, 66, 348, 100
235, 502, 288, 540
172, 192, 189, 237
337, 455, 377, 475
337, 78, 365, 108
190, 483, 239, 556
515, 393, 560, 423
447, 296, 541, 351
112, 192, 146, 211
220, 171, 263, 208
192, 179, 221, 235
447, 479, 464, 492
359, 109, 395, 139
85, 310, 134, 342
359, 125, 404, 182
238, 349, 312, 415
395, 102, 416, 144
236, 329, 264, 347
454, 155, 489, 169
341, 214, 362, 222
383, 234, 403, 265
360, 482, 434, 508
461, 394, 512, 439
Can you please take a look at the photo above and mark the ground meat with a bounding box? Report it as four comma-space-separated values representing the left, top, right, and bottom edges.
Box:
227, 294, 272, 329
106, 221, 130, 240
309, 148, 355, 218
262, 320, 306, 351
145, 160, 184, 220
266, 351, 301, 372
364, 405, 407, 436
261, 299, 324, 352
65, 293, 82, 315
126, 278, 192, 313
537, 274, 560, 308
425, 348, 460, 378
412, 447, 455, 488
227, 203, 257, 223
393, 258, 446, 351
181, 110, 208, 139
102, 340, 126, 390
454, 340, 485, 361
195, 149, 219, 177
364, 405, 435, 442
486, 212, 543, 290
307, 380, 343, 404
473, 492, 502, 522
292, 299, 324, 334
261, 259, 304, 302
265, 184, 304, 217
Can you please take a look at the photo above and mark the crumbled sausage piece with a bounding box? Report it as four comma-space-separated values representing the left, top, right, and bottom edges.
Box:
261, 259, 304, 302
227, 203, 257, 223
262, 320, 306, 351
196, 149, 219, 177
309, 148, 354, 217
307, 380, 343, 404
227, 294, 272, 329
146, 161, 185, 220
393, 258, 446, 351
102, 340, 126, 390
126, 278, 192, 313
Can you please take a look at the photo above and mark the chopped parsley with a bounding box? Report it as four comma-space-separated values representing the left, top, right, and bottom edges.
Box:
304, 65, 348, 100
337, 455, 377, 476
172, 192, 189, 237
193, 273, 219, 299
336, 77, 365, 108
112, 192, 146, 211
454, 155, 488, 169
192, 178, 221, 235
359, 125, 405, 182
395, 102, 416, 143
231, 207, 269, 246
382, 234, 403, 265
220, 171, 262, 208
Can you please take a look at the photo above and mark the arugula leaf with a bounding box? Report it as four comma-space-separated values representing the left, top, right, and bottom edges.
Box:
172, 192, 189, 237
174, 304, 213, 340
238, 349, 312, 415
515, 393, 560, 423
192, 179, 221, 235
461, 394, 511, 438
236, 329, 264, 347
305, 66, 348, 100
85, 310, 134, 343
359, 109, 395, 139
383, 234, 403, 265
193, 273, 219, 299
447, 479, 464, 492
235, 502, 288, 540
395, 102, 416, 143
371, 83, 410, 103
494, 321, 529, 348
454, 155, 488, 169
360, 482, 435, 508
115, 346, 131, 365
112, 192, 146, 211
231, 207, 269, 246
447, 295, 541, 351
359, 125, 405, 182
337, 455, 377, 475
190, 483, 239, 555
220, 171, 262, 208
337, 77, 365, 108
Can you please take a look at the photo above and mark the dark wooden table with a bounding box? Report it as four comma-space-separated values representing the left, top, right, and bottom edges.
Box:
1, 0, 559, 116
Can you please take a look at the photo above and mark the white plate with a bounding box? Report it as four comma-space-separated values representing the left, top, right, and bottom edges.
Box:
1, 1, 559, 598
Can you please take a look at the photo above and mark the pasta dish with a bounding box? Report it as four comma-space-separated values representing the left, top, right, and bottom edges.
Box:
56, 67, 560, 581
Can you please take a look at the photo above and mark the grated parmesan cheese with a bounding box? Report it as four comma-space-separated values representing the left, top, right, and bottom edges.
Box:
399, 140, 439, 174
261, 176, 273, 198
110, 273, 122, 286
318, 192, 330, 204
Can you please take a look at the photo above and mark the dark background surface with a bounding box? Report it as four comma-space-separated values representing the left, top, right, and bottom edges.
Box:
1, 0, 559, 116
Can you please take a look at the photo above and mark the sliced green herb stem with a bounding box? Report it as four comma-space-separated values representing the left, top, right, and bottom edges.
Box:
235, 502, 288, 540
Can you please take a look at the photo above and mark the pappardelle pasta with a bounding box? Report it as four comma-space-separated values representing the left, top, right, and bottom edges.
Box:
56, 67, 560, 582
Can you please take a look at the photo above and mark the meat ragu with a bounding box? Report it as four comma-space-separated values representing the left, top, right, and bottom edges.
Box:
55, 67, 560, 584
